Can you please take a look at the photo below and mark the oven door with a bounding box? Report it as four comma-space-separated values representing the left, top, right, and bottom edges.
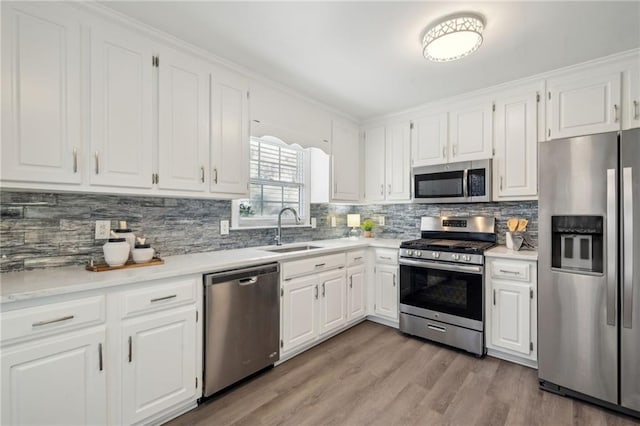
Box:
399, 258, 484, 331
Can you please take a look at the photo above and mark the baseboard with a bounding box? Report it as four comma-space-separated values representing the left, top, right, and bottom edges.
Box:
140, 399, 198, 426
366, 315, 399, 329
487, 348, 538, 369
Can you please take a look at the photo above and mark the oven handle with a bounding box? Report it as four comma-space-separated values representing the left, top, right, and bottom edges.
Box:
398, 258, 483, 274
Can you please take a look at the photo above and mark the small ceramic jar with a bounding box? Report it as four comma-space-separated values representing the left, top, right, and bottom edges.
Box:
113, 228, 136, 254
132, 244, 155, 264
103, 238, 130, 267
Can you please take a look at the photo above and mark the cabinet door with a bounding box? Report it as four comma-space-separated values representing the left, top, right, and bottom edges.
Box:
490, 280, 531, 355
158, 49, 209, 192
331, 119, 360, 201
1, 327, 107, 425
122, 307, 197, 425
281, 274, 318, 353
375, 264, 398, 320
547, 70, 621, 139
1, 2, 82, 185
449, 101, 493, 162
493, 91, 538, 199
364, 126, 386, 201
211, 67, 249, 195
319, 270, 347, 335
90, 22, 154, 189
385, 122, 411, 201
411, 112, 448, 167
623, 62, 640, 130
347, 264, 366, 321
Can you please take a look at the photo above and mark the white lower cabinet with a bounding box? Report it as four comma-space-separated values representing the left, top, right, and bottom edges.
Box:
485, 254, 538, 367
281, 274, 319, 354
121, 306, 197, 425
346, 263, 366, 321
374, 264, 399, 321
1, 327, 107, 426
318, 269, 347, 335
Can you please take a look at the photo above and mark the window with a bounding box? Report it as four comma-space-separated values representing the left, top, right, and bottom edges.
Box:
233, 136, 309, 228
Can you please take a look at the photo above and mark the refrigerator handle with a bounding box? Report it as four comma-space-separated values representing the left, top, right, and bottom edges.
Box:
622, 167, 634, 329
606, 169, 617, 326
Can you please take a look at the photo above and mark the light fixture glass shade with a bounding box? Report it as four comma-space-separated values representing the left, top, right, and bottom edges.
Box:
347, 214, 361, 228
423, 15, 484, 62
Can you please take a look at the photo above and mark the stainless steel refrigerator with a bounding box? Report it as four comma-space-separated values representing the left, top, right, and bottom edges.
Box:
538, 129, 640, 417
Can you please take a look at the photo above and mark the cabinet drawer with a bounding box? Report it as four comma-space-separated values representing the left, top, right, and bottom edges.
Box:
121, 278, 196, 318
346, 250, 366, 266
281, 253, 346, 280
375, 249, 398, 265
490, 261, 531, 282
1, 295, 105, 343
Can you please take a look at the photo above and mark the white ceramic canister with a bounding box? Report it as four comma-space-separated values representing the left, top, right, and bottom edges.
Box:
113, 227, 136, 255
103, 238, 130, 267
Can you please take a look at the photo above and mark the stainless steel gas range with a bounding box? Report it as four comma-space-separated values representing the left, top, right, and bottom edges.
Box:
399, 216, 496, 356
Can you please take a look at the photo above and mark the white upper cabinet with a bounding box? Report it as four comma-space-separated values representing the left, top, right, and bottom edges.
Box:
1, 2, 82, 185
363, 123, 410, 202
385, 122, 411, 201
250, 81, 331, 153
547, 67, 621, 140
157, 49, 209, 193
210, 66, 249, 195
449, 99, 493, 162
90, 21, 154, 189
364, 126, 386, 202
623, 61, 640, 130
410, 112, 448, 167
493, 87, 539, 200
331, 118, 360, 201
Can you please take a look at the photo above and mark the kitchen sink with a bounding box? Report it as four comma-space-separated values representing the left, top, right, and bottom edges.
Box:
262, 244, 322, 253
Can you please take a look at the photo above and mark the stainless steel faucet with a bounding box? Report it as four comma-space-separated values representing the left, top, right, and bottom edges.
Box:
275, 207, 301, 245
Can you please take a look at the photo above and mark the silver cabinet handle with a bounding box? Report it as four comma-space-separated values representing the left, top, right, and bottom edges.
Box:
493, 289, 496, 305
322, 282, 326, 297
499, 269, 520, 275
98, 343, 103, 371
614, 104, 619, 123
442, 146, 446, 159
94, 151, 100, 174
32, 315, 74, 327
200, 166, 205, 183
349, 276, 353, 288
452, 145, 457, 157
128, 336, 132, 363
634, 100, 639, 120
427, 324, 446, 333
354, 256, 363, 261
334, 182, 338, 195
380, 184, 383, 196
212, 168, 218, 184
150, 294, 176, 303
388, 184, 391, 195
315, 263, 326, 268
606, 168, 617, 326
622, 167, 634, 328
238, 277, 258, 286
392, 274, 396, 287
500, 176, 503, 191
314, 285, 318, 300
380, 256, 392, 260
73, 147, 78, 173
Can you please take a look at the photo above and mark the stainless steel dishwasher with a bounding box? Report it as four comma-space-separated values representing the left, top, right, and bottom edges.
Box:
203, 263, 280, 397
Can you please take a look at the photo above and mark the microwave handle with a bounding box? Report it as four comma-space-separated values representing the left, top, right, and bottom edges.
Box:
463, 169, 469, 198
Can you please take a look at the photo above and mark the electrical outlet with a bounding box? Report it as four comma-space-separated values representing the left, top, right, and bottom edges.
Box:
311, 217, 317, 229
95, 220, 111, 239
378, 216, 385, 226
220, 220, 230, 235
330, 216, 336, 227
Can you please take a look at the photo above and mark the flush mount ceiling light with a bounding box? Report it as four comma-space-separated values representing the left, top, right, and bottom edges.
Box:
422, 14, 485, 62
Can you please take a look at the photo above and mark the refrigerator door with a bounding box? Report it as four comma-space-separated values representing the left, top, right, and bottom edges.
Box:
538, 132, 618, 404
621, 128, 640, 412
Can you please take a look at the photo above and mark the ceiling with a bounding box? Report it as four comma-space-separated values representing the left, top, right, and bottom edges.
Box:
100, 1, 640, 120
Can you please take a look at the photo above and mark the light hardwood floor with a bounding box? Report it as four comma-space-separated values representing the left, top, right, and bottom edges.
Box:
168, 321, 639, 426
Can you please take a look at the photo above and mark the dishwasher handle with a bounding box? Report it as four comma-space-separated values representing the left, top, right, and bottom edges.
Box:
205, 263, 279, 286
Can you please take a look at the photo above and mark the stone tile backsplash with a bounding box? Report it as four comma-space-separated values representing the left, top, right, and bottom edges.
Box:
0, 191, 537, 272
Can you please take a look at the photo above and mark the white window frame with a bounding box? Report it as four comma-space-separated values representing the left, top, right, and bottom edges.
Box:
231, 137, 311, 229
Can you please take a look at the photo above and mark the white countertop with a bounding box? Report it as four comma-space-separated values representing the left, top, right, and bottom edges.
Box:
485, 245, 538, 261
0, 238, 402, 304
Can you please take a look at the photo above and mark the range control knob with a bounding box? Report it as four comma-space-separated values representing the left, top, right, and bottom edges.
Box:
415, 251, 422, 257
451, 254, 460, 261
407, 250, 413, 256
462, 255, 471, 262
432, 252, 440, 259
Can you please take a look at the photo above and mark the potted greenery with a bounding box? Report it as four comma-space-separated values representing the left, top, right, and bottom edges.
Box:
361, 219, 375, 238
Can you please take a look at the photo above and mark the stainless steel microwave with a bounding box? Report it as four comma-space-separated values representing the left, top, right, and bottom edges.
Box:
412, 159, 492, 203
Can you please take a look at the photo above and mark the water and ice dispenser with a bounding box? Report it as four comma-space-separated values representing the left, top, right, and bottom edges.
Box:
551, 216, 604, 274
